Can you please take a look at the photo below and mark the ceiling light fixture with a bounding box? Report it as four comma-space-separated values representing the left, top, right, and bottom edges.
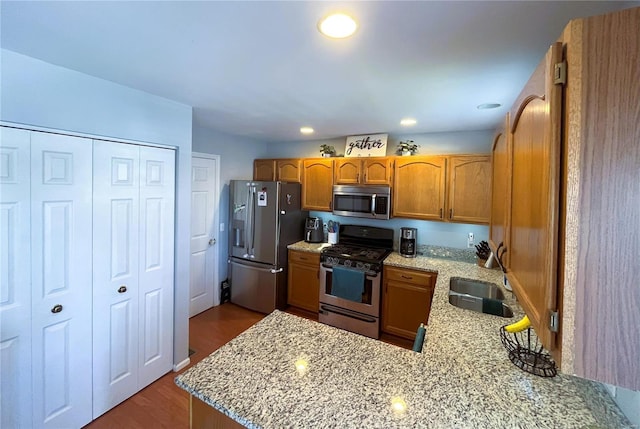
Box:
318, 13, 358, 39
477, 103, 501, 110
400, 118, 417, 126
300, 126, 314, 135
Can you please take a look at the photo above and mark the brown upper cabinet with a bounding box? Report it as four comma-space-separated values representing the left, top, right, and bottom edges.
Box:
334, 157, 393, 185
253, 159, 275, 181
276, 159, 302, 183
489, 115, 511, 268
302, 158, 334, 211
492, 7, 640, 390
393, 156, 447, 220
506, 41, 563, 361
446, 155, 491, 224
253, 158, 302, 183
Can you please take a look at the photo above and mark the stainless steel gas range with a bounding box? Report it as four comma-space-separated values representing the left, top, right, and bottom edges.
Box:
318, 225, 394, 339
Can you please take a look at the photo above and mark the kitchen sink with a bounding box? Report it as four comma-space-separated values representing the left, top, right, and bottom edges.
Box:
448, 277, 514, 318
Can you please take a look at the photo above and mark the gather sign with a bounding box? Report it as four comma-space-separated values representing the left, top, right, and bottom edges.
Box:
344, 133, 388, 157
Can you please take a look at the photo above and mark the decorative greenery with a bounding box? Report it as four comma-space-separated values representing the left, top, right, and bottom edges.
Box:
319, 144, 336, 155
397, 140, 419, 154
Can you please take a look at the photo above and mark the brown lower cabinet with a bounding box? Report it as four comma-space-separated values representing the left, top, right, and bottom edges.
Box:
382, 266, 436, 339
287, 250, 320, 312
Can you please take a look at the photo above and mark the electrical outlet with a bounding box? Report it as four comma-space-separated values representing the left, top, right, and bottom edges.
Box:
467, 232, 474, 248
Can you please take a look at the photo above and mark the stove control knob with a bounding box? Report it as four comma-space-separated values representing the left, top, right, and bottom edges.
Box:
364, 263, 371, 271
344, 260, 351, 267
356, 262, 364, 270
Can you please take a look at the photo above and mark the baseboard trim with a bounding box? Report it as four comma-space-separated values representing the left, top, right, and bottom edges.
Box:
173, 357, 191, 372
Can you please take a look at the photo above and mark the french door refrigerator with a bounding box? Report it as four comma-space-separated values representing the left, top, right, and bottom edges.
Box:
228, 180, 307, 313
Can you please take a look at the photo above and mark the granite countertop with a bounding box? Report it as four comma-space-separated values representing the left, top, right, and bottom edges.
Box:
176, 242, 631, 428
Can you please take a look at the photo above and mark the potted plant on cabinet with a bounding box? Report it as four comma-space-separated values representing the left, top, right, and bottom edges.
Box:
397, 140, 419, 156
320, 144, 336, 157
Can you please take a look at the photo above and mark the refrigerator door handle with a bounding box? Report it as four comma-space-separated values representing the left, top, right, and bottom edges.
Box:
245, 185, 252, 256
249, 185, 256, 256
270, 268, 283, 274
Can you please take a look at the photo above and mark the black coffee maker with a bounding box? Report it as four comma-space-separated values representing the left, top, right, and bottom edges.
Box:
305, 217, 324, 243
400, 227, 417, 258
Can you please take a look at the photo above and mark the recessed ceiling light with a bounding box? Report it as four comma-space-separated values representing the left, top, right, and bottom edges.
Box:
318, 13, 358, 39
477, 103, 501, 110
400, 118, 417, 126
300, 126, 314, 134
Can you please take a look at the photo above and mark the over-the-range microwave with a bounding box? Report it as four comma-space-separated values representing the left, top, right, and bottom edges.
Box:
332, 185, 392, 219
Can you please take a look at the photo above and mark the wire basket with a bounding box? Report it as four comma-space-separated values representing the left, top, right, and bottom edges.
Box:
500, 326, 557, 377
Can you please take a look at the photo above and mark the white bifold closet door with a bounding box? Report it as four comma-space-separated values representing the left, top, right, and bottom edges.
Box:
1, 128, 94, 428
92, 140, 175, 418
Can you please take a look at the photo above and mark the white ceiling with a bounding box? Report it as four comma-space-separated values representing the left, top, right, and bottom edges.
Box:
2, 1, 637, 142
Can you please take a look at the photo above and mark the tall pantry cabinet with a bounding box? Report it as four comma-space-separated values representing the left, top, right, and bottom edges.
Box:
0, 126, 176, 427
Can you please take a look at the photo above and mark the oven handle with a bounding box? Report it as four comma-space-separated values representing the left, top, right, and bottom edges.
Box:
320, 264, 377, 278
319, 304, 377, 324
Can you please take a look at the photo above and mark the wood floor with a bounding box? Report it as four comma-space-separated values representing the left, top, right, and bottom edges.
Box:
84, 303, 411, 428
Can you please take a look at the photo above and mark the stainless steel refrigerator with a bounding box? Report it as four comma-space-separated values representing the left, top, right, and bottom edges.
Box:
228, 180, 307, 313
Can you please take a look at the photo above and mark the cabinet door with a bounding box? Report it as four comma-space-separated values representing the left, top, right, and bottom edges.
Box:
276, 159, 302, 183
287, 251, 320, 312
362, 158, 392, 185
447, 155, 491, 224
382, 267, 435, 339
507, 42, 562, 352
253, 159, 275, 181
489, 116, 511, 267
92, 141, 141, 418
0, 127, 32, 428
30, 132, 93, 428
138, 146, 175, 389
334, 159, 361, 184
302, 159, 334, 211
393, 156, 446, 220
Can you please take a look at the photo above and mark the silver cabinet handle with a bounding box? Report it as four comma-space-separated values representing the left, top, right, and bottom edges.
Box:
51, 304, 63, 314
118, 285, 127, 293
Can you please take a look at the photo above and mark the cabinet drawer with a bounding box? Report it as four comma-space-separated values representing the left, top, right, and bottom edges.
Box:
288, 250, 320, 265
384, 266, 434, 287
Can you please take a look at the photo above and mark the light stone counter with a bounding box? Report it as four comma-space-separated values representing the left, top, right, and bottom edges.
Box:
176, 242, 631, 428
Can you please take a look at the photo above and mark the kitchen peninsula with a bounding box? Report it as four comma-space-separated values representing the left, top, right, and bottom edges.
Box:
176, 253, 631, 428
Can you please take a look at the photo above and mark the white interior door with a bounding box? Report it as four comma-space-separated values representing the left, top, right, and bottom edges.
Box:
30, 131, 93, 429
138, 146, 175, 388
92, 140, 140, 418
0, 127, 32, 428
189, 155, 219, 317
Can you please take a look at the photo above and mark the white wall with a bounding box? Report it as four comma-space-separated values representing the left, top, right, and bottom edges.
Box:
1, 49, 194, 369
192, 124, 269, 281
265, 130, 494, 158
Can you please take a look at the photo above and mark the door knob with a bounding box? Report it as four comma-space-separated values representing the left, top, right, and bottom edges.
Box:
209, 238, 216, 246
51, 304, 63, 314
118, 285, 127, 293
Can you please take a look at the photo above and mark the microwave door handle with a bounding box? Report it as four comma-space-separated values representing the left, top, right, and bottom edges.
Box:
371, 193, 377, 217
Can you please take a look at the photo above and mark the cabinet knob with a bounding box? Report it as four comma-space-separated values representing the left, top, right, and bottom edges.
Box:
51, 304, 63, 314
118, 285, 127, 293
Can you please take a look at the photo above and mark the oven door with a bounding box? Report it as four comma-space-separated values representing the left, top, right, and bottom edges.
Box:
318, 264, 381, 317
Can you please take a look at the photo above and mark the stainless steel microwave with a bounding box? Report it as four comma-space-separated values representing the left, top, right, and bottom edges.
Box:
332, 185, 392, 219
